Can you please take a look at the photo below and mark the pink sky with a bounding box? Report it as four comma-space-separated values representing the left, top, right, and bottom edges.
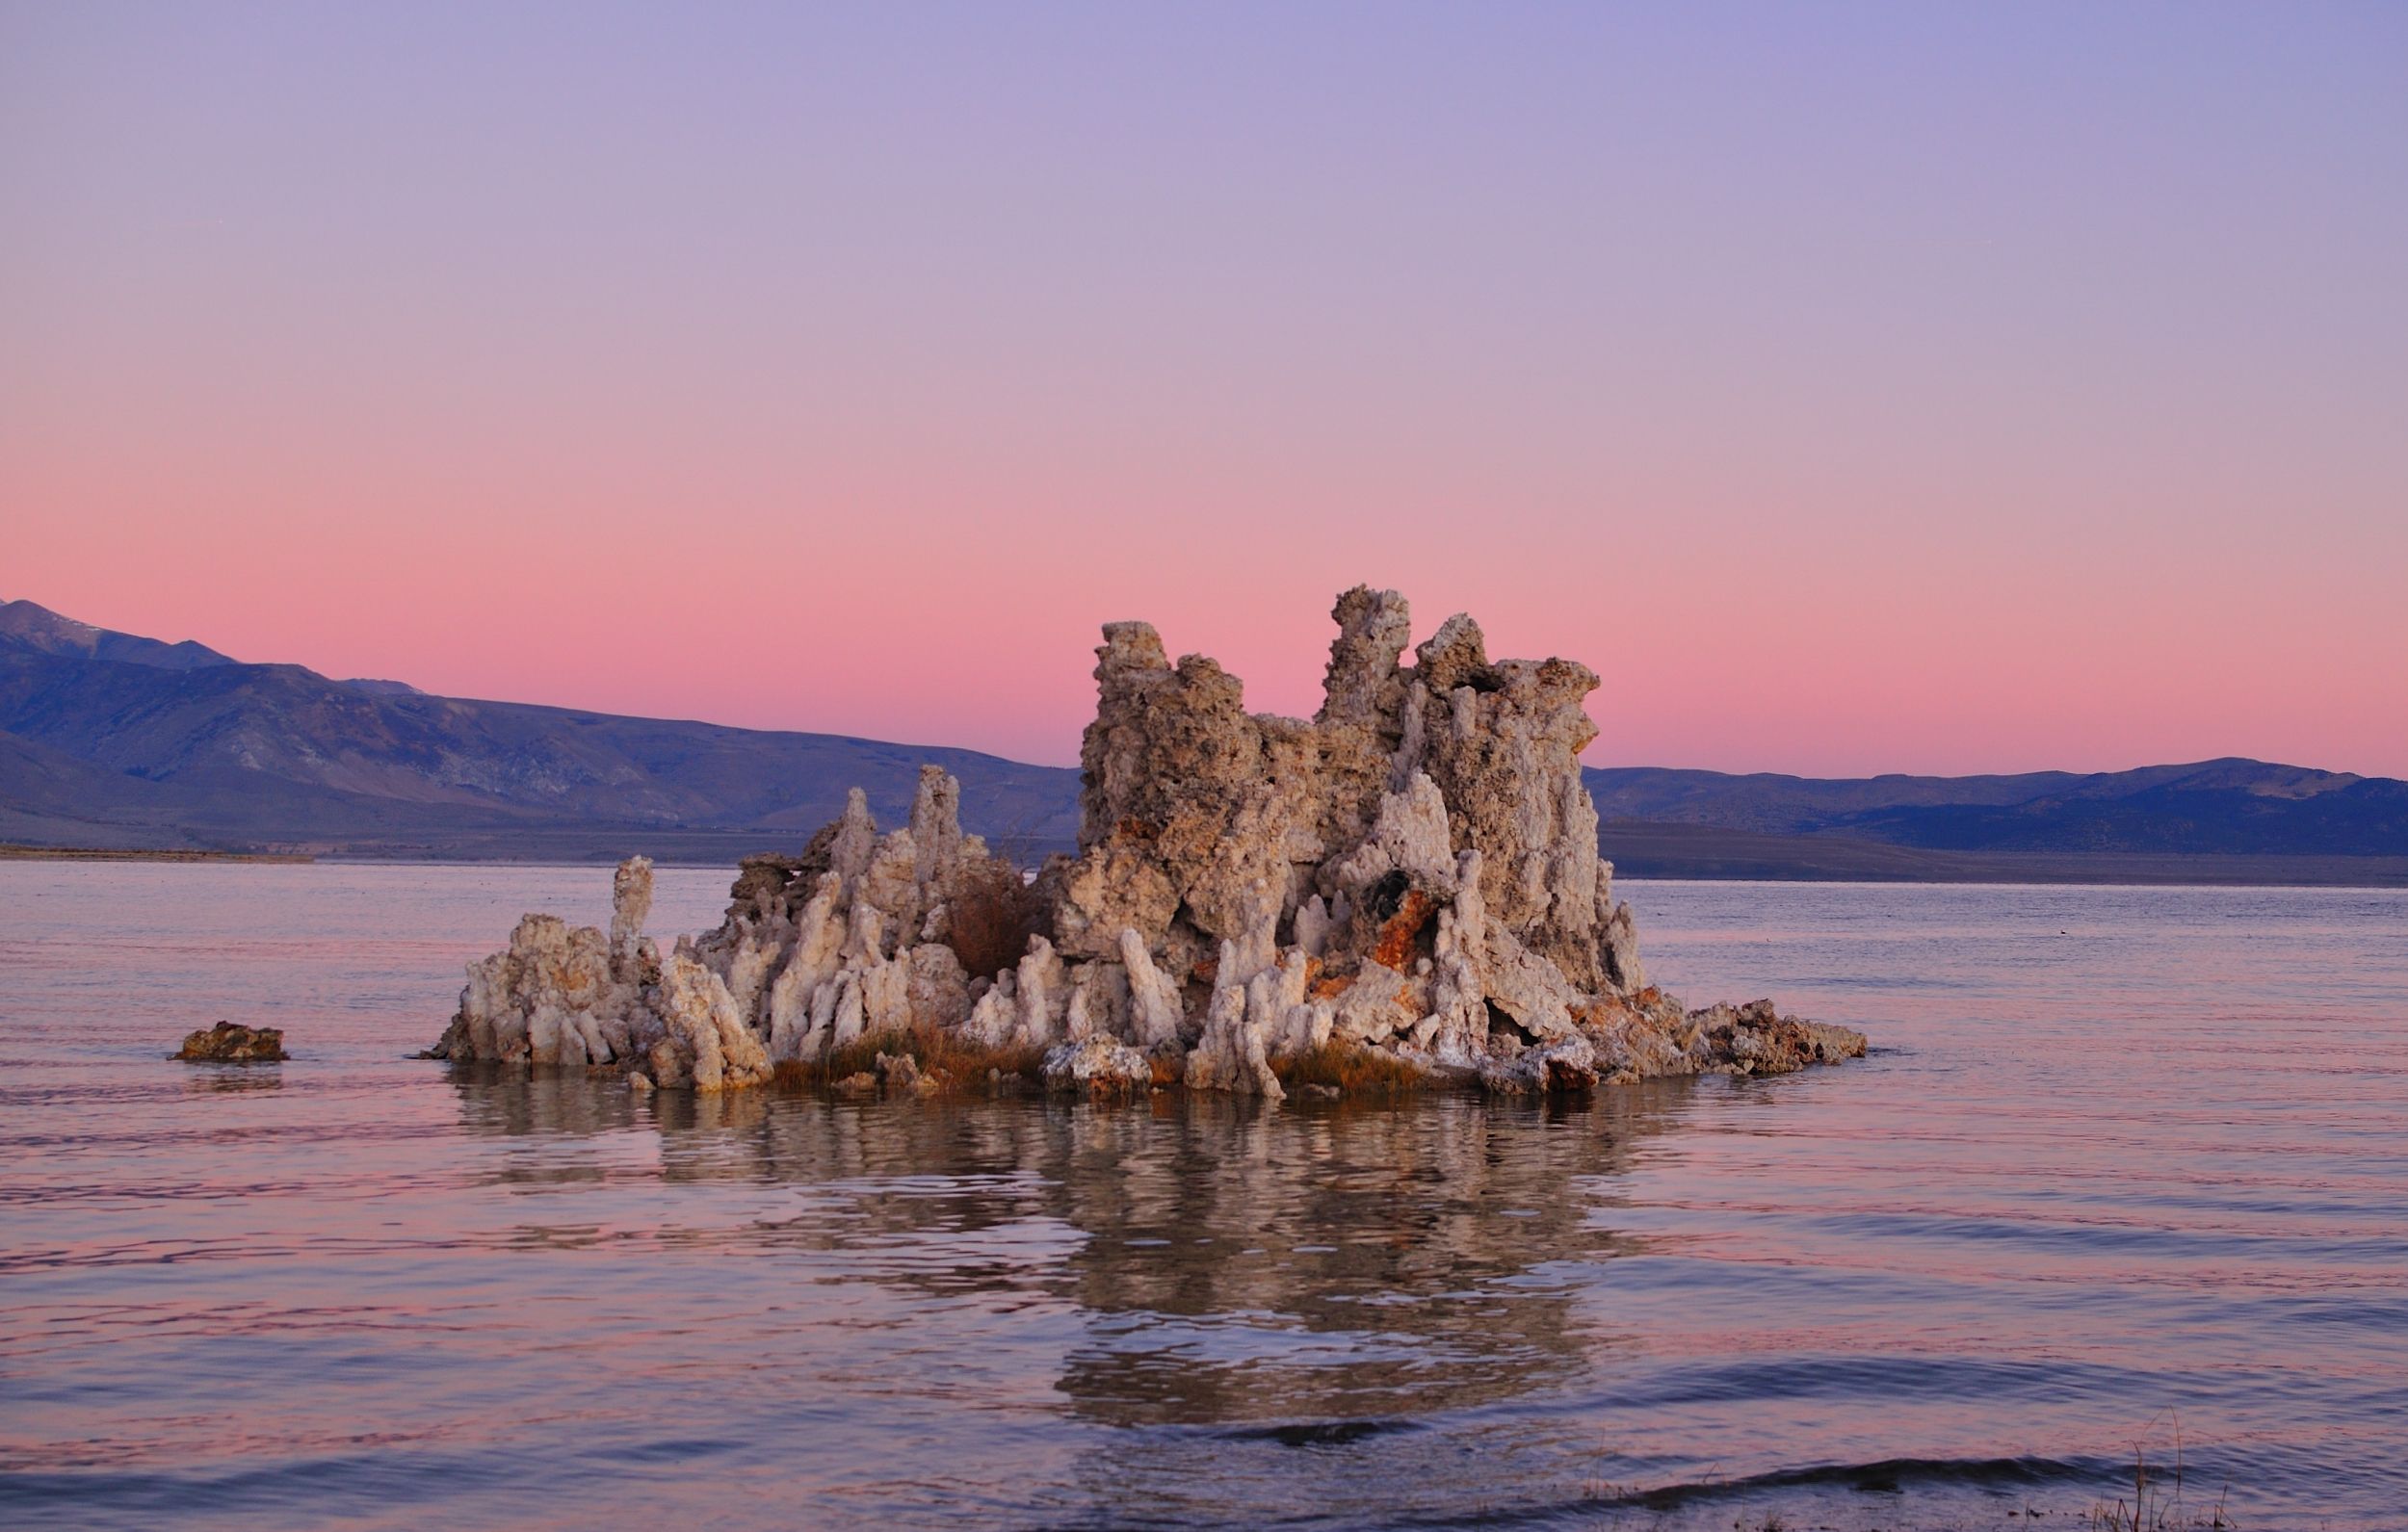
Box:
6, 6, 2404, 776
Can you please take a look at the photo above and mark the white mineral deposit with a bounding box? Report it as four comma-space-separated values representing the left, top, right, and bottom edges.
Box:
430, 588, 1867, 1097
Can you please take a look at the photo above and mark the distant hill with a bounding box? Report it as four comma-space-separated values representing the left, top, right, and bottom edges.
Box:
1584, 761, 2408, 858
0, 597, 237, 672
0, 598, 1081, 858
4, 597, 2402, 880
1587, 818, 2408, 888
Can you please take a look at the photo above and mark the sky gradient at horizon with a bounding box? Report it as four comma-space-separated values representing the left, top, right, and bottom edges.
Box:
5, 3, 2404, 775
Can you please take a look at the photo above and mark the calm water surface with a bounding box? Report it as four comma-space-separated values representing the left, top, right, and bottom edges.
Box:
2, 865, 2403, 1529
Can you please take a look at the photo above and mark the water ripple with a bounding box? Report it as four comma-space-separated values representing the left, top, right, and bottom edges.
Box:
1, 866, 2403, 1528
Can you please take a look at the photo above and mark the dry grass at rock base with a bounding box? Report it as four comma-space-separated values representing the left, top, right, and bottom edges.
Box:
755, 1022, 1854, 1104
770, 1026, 1049, 1095
1269, 1041, 1431, 1098
766, 1031, 1437, 1102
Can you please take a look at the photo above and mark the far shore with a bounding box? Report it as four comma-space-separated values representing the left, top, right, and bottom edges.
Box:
1595, 821, 2408, 889
0, 844, 314, 865
10, 831, 2407, 888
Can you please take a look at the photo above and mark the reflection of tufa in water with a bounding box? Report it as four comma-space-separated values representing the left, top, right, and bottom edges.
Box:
438, 1075, 1691, 1428
427, 587, 1865, 1097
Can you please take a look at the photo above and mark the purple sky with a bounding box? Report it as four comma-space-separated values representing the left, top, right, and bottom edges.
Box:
5, 3, 2404, 774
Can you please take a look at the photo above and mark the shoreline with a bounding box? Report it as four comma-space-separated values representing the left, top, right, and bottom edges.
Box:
9, 835, 2405, 889
0, 844, 315, 865
8, 844, 2403, 889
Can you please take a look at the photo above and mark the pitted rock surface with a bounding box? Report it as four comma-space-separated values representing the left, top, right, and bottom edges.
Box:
434, 590, 1865, 1095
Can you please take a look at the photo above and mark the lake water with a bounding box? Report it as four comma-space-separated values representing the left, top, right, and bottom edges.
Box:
2, 865, 2403, 1530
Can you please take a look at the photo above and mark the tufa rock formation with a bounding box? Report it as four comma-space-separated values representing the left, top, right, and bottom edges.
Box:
430, 587, 1865, 1096
175, 1022, 287, 1062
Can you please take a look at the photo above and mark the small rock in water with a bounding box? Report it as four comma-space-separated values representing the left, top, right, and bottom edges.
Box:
173, 1022, 287, 1063
876, 1051, 939, 1096
1041, 1035, 1155, 1099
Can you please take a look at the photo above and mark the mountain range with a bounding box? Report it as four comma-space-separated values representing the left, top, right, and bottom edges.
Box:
5, 597, 2403, 882
0, 598, 1080, 861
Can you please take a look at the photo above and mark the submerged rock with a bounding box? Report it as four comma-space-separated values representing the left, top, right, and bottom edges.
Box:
175, 1022, 287, 1063
432, 589, 1867, 1096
